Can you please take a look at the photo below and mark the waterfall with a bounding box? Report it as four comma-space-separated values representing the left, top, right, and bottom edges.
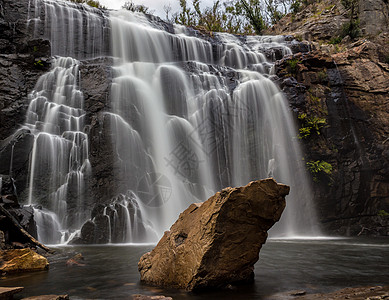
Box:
109, 11, 319, 237
27, 0, 110, 58
24, 56, 91, 241
21, 1, 320, 244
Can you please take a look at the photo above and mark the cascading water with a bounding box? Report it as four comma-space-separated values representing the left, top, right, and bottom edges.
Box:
24, 56, 91, 242
21, 0, 320, 244
109, 11, 319, 237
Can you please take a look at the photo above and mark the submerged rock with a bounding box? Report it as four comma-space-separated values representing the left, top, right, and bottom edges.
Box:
138, 178, 289, 291
0, 248, 49, 273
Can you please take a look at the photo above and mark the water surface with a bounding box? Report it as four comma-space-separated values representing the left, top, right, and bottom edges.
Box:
2, 238, 388, 299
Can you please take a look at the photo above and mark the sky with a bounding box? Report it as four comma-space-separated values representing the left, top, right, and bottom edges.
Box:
98, 0, 215, 19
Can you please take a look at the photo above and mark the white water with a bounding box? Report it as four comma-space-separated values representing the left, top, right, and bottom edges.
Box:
24, 56, 91, 242
109, 10, 319, 237
22, 1, 320, 244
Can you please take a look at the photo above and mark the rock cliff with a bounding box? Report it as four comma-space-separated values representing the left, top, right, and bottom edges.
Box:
272, 0, 389, 236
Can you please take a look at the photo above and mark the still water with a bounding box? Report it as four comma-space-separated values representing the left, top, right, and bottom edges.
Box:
2, 238, 388, 299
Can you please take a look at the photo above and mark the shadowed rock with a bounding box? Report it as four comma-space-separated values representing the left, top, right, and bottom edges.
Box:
138, 178, 289, 291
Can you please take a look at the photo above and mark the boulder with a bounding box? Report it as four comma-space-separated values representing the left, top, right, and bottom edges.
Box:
138, 178, 289, 291
0, 248, 49, 273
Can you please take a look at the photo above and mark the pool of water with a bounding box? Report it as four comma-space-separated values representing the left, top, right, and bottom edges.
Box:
2, 238, 388, 299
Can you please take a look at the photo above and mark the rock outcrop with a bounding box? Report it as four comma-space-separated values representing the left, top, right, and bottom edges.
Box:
0, 248, 49, 273
271, 0, 389, 236
138, 179, 289, 291
276, 44, 389, 236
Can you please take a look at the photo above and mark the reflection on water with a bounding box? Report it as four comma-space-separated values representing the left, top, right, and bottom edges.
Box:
2, 238, 388, 299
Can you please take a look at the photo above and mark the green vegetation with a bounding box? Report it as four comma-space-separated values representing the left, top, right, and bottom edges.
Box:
286, 58, 300, 76
68, 0, 105, 9
341, 19, 360, 39
34, 60, 44, 67
123, 1, 152, 13
385, 55, 389, 64
317, 70, 328, 83
298, 113, 326, 139
378, 210, 389, 217
171, 0, 306, 35
329, 36, 342, 45
340, 0, 359, 39
306, 160, 333, 182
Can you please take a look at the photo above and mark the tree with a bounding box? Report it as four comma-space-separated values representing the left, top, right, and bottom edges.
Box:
122, 1, 152, 14
239, 0, 267, 34
68, 0, 106, 9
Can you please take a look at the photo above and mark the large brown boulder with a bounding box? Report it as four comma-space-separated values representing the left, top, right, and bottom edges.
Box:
138, 178, 289, 291
0, 248, 49, 273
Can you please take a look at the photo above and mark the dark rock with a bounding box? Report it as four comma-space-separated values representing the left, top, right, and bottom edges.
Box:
22, 295, 69, 300
132, 295, 173, 300
0, 287, 24, 299
138, 179, 289, 291
0, 129, 35, 200
80, 221, 95, 244
0, 175, 17, 196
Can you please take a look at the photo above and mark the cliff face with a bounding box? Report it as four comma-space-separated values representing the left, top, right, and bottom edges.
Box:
273, 0, 389, 236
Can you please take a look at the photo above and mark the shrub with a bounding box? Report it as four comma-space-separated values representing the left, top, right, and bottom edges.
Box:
306, 160, 333, 182
317, 70, 328, 83
286, 58, 300, 76
378, 210, 389, 217
341, 19, 360, 39
298, 113, 326, 138
329, 36, 342, 44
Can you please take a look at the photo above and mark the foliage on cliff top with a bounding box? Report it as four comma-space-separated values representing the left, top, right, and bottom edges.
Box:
68, 0, 105, 9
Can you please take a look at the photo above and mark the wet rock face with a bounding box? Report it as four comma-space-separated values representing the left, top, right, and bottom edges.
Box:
0, 173, 38, 244
138, 179, 289, 291
276, 42, 389, 236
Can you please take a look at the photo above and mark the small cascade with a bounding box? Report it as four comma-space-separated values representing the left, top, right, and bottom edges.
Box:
25, 57, 91, 243
32, 206, 62, 244
27, 0, 110, 59
75, 191, 158, 244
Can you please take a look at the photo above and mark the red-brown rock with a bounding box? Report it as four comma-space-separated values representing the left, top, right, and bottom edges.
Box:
138, 179, 289, 291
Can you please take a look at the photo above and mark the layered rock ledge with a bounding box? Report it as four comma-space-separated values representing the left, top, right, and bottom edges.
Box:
138, 178, 289, 291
